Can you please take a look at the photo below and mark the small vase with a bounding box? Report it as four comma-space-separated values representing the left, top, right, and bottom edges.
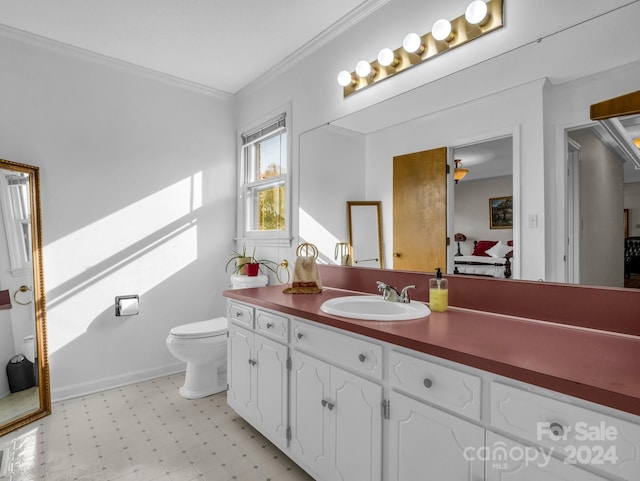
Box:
246, 263, 260, 276
236, 257, 251, 275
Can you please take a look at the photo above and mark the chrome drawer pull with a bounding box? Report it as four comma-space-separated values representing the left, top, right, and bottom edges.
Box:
358, 354, 366, 363
423, 378, 433, 389
266, 322, 273, 328
297, 332, 304, 340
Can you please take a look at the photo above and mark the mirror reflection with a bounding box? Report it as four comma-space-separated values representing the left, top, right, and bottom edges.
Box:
299, 67, 640, 290
0, 159, 50, 437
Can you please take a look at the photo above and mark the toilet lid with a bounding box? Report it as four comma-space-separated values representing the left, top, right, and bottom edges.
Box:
169, 317, 227, 338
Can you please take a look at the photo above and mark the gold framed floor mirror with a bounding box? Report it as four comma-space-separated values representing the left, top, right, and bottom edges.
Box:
0, 159, 50, 437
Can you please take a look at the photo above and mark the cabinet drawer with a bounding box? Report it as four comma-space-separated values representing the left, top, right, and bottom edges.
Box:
491, 382, 640, 481
228, 301, 254, 328
389, 350, 481, 421
292, 319, 382, 380
255, 309, 288, 342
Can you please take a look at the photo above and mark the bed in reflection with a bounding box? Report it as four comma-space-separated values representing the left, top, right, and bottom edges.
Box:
454, 240, 512, 278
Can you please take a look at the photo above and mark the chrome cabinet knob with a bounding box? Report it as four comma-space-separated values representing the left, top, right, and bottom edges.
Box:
358, 354, 366, 363
550, 422, 564, 437
321, 400, 327, 407
327, 402, 334, 410
423, 378, 433, 388
297, 332, 303, 340
266, 322, 273, 329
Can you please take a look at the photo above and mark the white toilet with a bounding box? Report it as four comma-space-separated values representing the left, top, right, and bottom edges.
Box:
166, 317, 228, 399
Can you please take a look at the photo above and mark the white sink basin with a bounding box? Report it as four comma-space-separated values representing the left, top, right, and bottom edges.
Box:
320, 295, 430, 321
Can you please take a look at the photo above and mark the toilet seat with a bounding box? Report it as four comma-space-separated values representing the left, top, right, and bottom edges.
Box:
169, 318, 227, 339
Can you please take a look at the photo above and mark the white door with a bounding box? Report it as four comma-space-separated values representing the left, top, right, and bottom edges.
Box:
290, 350, 332, 480
254, 334, 288, 446
331, 365, 382, 481
227, 324, 253, 416
388, 391, 484, 481
485, 432, 609, 481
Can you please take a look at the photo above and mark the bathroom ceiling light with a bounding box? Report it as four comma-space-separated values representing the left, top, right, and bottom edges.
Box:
338, 0, 503, 97
432, 19, 453, 42
377, 48, 399, 67
402, 33, 424, 55
337, 70, 355, 87
355, 60, 374, 78
465, 1, 489, 25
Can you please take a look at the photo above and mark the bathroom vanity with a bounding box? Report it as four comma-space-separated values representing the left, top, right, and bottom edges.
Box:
223, 267, 640, 481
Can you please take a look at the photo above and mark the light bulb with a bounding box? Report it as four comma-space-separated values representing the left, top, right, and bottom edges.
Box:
377, 48, 397, 67
355, 60, 373, 78
337, 70, 354, 87
402, 33, 423, 54
465, 1, 489, 25
432, 19, 453, 42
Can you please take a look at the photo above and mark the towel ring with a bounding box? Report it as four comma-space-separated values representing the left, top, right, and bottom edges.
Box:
296, 242, 318, 259
14, 285, 32, 305
276, 260, 291, 284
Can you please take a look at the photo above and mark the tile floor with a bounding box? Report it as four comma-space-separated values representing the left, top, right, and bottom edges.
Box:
0, 373, 314, 481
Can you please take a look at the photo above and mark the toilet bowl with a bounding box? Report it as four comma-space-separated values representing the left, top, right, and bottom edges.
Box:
166, 317, 228, 399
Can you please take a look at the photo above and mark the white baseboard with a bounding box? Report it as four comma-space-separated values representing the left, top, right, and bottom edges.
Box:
51, 362, 185, 403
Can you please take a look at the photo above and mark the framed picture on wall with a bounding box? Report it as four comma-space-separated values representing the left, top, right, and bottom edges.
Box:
489, 196, 513, 229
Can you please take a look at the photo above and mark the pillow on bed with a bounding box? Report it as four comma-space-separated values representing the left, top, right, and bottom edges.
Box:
472, 240, 497, 257
486, 241, 512, 259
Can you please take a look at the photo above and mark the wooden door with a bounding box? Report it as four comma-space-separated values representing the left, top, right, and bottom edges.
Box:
393, 148, 448, 272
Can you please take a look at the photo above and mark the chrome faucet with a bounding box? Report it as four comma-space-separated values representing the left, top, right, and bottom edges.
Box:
376, 281, 416, 303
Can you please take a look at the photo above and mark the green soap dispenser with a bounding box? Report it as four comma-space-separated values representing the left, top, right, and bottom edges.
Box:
429, 268, 448, 312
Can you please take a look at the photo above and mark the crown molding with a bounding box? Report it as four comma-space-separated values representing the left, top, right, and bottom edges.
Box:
0, 23, 233, 100
236, 0, 391, 98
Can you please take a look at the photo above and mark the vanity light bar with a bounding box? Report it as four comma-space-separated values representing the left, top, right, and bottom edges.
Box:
338, 0, 504, 97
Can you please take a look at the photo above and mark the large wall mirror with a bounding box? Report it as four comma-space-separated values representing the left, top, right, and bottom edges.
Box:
0, 159, 50, 437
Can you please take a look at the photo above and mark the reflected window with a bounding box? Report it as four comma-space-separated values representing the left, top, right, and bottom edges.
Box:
239, 113, 290, 242
1, 173, 32, 274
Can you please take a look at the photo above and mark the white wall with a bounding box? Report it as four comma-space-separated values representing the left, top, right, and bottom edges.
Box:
0, 30, 236, 399
299, 125, 366, 264
568, 129, 624, 287
454, 176, 513, 254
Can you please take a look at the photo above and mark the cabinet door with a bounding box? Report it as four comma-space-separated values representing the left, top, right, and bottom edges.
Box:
331, 365, 382, 481
254, 334, 288, 446
227, 324, 253, 416
485, 432, 610, 481
388, 391, 484, 481
290, 350, 332, 480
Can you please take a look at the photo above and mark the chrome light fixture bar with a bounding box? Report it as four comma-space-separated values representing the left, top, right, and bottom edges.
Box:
338, 0, 504, 97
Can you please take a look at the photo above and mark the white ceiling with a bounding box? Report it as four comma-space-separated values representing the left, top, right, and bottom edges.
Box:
0, 0, 385, 94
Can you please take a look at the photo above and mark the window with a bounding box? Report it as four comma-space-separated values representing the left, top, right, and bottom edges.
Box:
239, 112, 290, 244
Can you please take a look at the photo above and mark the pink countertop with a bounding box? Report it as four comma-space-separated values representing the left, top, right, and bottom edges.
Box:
224, 284, 640, 417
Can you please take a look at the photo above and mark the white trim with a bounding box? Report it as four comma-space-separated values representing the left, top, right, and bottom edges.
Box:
51, 362, 185, 402
237, 0, 391, 97
0, 23, 232, 99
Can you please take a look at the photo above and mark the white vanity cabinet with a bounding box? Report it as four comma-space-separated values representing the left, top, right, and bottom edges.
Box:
227, 302, 289, 449
226, 298, 640, 481
290, 320, 383, 481
387, 350, 484, 481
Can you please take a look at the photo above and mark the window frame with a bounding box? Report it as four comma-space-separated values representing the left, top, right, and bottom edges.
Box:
237, 106, 292, 247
